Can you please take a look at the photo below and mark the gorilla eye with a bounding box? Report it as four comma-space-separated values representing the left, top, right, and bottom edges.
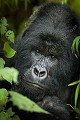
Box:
50, 54, 55, 59
34, 49, 40, 55
36, 50, 39, 53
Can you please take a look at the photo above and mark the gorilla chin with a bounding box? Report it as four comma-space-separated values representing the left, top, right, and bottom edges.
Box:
22, 79, 49, 101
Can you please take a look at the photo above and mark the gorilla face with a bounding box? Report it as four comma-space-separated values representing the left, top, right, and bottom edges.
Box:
13, 3, 79, 120
21, 40, 59, 101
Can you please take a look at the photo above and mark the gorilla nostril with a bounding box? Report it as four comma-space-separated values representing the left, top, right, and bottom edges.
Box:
39, 71, 46, 77
34, 67, 39, 76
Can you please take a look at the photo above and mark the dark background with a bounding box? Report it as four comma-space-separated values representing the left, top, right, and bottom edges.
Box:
0, 0, 80, 37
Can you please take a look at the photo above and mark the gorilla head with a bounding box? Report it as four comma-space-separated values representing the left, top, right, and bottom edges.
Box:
12, 3, 80, 120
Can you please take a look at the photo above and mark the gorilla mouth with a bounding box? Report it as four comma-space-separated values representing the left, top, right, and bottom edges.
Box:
23, 79, 48, 101
25, 80, 48, 90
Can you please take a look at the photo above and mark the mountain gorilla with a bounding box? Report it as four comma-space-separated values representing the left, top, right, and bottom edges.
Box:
12, 3, 80, 120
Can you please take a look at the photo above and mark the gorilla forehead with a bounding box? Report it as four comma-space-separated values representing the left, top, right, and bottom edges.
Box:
22, 3, 79, 45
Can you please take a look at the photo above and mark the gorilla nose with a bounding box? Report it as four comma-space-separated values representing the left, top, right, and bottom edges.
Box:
32, 65, 47, 80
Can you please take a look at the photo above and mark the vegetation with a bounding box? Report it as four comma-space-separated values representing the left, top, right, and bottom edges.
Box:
0, 0, 80, 119
69, 36, 80, 119
0, 17, 49, 120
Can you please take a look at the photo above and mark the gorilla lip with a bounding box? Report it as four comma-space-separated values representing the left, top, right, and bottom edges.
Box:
25, 80, 48, 90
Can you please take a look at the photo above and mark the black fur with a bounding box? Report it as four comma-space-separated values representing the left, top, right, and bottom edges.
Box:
12, 3, 80, 120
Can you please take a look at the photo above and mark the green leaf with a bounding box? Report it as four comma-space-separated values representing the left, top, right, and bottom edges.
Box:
6, 108, 15, 117
0, 24, 7, 35
9, 91, 50, 114
0, 111, 6, 120
71, 36, 80, 57
68, 80, 80, 86
76, 37, 79, 56
75, 83, 80, 107
9, 68, 19, 84
0, 58, 5, 68
0, 67, 19, 84
0, 105, 4, 112
1, 17, 8, 26
0, 107, 20, 120
0, 17, 8, 35
3, 42, 16, 58
6, 30, 15, 43
12, 115, 20, 120
0, 88, 8, 105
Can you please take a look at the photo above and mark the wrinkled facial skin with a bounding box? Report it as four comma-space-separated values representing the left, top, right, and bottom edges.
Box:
12, 3, 79, 120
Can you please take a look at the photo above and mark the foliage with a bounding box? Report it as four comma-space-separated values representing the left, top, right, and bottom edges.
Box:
0, 17, 20, 119
46, 0, 67, 4
0, 88, 20, 120
0, 17, 16, 58
9, 91, 49, 114
0, 0, 30, 10
0, 17, 18, 83
68, 0, 80, 15
0, 0, 80, 119
0, 66, 18, 84
69, 36, 80, 119
69, 81, 80, 107
0, 17, 49, 120
71, 36, 80, 58
0, 88, 49, 120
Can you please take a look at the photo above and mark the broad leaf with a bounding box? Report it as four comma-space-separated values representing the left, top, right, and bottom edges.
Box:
0, 105, 4, 112
0, 107, 20, 120
0, 58, 5, 68
0, 25, 7, 35
0, 111, 6, 120
6, 108, 15, 117
1, 17, 8, 26
6, 30, 15, 43
0, 67, 18, 84
12, 115, 20, 120
9, 91, 49, 114
3, 42, 16, 58
0, 17, 8, 35
0, 88, 8, 105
